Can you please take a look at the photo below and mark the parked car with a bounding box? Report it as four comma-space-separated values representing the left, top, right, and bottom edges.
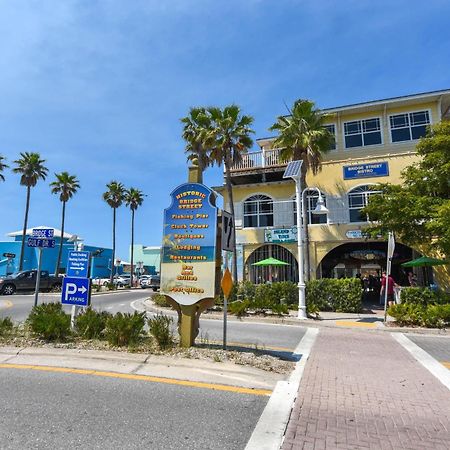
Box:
0, 270, 62, 295
140, 275, 160, 291
113, 275, 130, 288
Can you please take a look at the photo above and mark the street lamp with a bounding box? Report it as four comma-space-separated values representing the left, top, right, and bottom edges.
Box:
284, 161, 329, 319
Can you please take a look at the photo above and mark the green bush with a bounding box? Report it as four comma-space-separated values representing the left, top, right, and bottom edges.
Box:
388, 303, 450, 328
27, 303, 71, 341
105, 312, 146, 346
400, 287, 449, 306
0, 317, 13, 336
152, 294, 171, 308
228, 300, 250, 317
237, 281, 256, 302
306, 278, 362, 313
271, 303, 289, 316
76, 308, 111, 339
148, 314, 174, 349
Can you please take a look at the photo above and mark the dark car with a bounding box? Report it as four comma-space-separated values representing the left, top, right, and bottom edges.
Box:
0, 270, 62, 295
140, 275, 160, 291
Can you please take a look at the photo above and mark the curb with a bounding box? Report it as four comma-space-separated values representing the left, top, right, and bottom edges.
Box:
245, 328, 319, 450
140, 299, 448, 336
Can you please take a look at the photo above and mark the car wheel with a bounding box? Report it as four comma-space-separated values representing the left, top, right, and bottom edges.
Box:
152, 287, 158, 292
103, 281, 108, 286
2, 284, 16, 295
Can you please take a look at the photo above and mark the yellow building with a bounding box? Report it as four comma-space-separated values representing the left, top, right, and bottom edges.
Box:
216, 89, 450, 289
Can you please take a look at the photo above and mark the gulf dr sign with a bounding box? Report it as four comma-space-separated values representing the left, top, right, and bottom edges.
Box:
62, 277, 90, 306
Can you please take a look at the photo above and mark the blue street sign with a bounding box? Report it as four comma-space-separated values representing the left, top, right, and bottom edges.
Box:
27, 237, 56, 248
66, 251, 90, 278
32, 228, 54, 238
61, 277, 90, 306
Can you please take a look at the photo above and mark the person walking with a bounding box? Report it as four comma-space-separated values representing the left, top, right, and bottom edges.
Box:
380, 271, 398, 307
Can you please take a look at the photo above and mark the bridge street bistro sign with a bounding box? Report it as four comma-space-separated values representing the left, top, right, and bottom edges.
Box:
160, 183, 218, 306
343, 162, 389, 180
264, 227, 297, 243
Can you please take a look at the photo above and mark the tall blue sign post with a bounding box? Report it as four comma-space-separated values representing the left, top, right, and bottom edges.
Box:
62, 250, 91, 329
27, 228, 56, 307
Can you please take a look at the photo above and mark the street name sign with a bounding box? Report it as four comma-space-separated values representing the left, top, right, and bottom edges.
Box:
62, 277, 90, 306
27, 237, 56, 248
66, 251, 90, 278
32, 228, 54, 238
3, 253, 15, 258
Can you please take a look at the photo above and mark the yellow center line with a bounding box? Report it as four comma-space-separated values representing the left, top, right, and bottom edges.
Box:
335, 320, 378, 328
442, 361, 450, 370
0, 363, 272, 397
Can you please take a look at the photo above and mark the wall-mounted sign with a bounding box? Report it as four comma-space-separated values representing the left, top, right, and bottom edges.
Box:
160, 183, 217, 306
343, 162, 389, 180
349, 250, 386, 260
264, 228, 297, 243
346, 230, 363, 239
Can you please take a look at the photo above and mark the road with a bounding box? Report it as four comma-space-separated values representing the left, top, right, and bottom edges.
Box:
0, 290, 306, 354
0, 366, 267, 450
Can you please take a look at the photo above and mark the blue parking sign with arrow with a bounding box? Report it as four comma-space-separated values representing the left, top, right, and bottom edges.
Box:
62, 277, 90, 306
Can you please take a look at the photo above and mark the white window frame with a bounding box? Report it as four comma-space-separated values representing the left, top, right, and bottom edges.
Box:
347, 184, 381, 224
243, 194, 274, 229
388, 109, 432, 144
342, 116, 383, 150
324, 123, 337, 151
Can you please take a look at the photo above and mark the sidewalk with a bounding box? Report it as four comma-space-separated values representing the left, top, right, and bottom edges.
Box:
282, 328, 450, 449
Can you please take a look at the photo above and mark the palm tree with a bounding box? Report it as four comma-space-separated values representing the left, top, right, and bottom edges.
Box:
103, 181, 125, 283
208, 105, 255, 282
50, 172, 80, 275
13, 152, 48, 271
181, 107, 213, 182
269, 99, 333, 280
125, 188, 145, 288
0, 155, 8, 182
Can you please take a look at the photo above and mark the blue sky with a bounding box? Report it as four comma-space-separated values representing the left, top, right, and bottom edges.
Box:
0, 0, 449, 260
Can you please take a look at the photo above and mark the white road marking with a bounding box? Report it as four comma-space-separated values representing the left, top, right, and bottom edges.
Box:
245, 327, 319, 450
391, 333, 450, 391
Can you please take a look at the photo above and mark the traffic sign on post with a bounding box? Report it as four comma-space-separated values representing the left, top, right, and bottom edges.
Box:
62, 277, 90, 306
221, 211, 235, 252
27, 237, 56, 248
66, 251, 90, 278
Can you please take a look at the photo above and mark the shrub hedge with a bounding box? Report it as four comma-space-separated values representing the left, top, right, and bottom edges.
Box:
388, 303, 450, 328
27, 303, 71, 341
76, 308, 111, 339
104, 312, 146, 347
0, 317, 13, 336
152, 294, 171, 308
148, 314, 174, 349
400, 287, 449, 306
306, 278, 362, 313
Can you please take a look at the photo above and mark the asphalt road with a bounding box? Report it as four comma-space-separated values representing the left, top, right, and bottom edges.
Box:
406, 334, 450, 367
0, 367, 267, 450
0, 290, 306, 353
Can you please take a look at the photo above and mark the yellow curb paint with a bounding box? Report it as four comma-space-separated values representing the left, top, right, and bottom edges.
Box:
0, 363, 272, 397
442, 361, 450, 370
335, 321, 377, 328
0, 300, 13, 309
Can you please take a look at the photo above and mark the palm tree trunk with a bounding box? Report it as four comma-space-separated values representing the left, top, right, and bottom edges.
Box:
19, 186, 31, 271
300, 157, 311, 281
110, 208, 116, 284
55, 200, 66, 276
224, 158, 238, 282
130, 209, 135, 288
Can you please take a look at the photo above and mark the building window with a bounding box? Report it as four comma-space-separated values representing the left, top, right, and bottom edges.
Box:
293, 190, 327, 225
344, 118, 382, 149
324, 124, 336, 150
389, 110, 430, 142
348, 185, 380, 223
244, 195, 273, 228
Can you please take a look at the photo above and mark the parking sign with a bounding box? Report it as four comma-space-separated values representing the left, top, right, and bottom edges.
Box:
62, 277, 90, 306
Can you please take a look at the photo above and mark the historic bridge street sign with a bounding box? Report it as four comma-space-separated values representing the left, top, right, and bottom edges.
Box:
160, 183, 218, 306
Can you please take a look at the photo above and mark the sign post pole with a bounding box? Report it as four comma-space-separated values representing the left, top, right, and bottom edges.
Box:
34, 247, 43, 307
221, 268, 233, 351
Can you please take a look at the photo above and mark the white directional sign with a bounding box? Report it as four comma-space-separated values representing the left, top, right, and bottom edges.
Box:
221, 211, 235, 252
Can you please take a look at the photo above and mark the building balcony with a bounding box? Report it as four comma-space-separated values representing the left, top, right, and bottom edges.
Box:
230, 149, 288, 173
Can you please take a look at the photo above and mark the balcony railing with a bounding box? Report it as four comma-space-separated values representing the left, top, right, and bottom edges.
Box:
231, 148, 288, 172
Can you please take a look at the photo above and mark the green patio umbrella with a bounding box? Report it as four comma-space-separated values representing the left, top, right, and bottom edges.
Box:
401, 256, 448, 267
252, 257, 290, 266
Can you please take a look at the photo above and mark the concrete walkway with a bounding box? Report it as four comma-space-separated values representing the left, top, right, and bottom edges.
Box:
282, 328, 450, 450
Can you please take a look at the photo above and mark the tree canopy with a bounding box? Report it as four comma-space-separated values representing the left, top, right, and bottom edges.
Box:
364, 122, 450, 257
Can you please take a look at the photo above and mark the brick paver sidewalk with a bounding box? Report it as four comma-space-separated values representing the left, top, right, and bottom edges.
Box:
282, 329, 450, 449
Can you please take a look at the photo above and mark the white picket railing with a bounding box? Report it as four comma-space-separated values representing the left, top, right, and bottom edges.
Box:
231, 149, 287, 171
